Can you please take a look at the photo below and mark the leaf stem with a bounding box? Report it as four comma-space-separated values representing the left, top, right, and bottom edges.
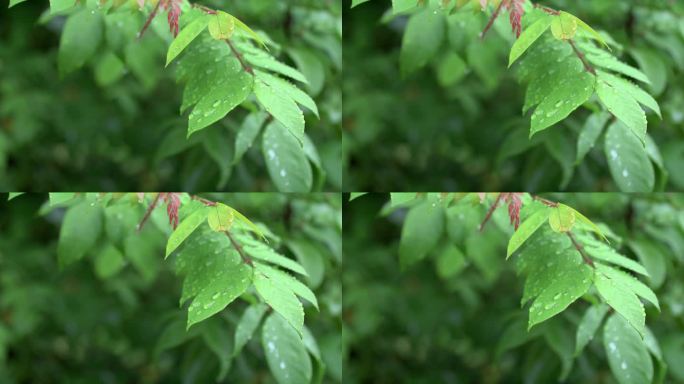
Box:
479, 193, 503, 231
137, 193, 162, 232
138, 0, 164, 40
568, 39, 596, 75
226, 39, 254, 75
225, 231, 254, 266
481, 0, 507, 40
567, 231, 595, 268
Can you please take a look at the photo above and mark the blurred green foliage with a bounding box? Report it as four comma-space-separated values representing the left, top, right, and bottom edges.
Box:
343, 0, 684, 191
0, 0, 341, 191
0, 192, 342, 383
343, 193, 684, 383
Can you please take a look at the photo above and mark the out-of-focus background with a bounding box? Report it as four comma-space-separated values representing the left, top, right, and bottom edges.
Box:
0, 0, 341, 191
343, 0, 684, 191
343, 193, 684, 383
0, 193, 342, 383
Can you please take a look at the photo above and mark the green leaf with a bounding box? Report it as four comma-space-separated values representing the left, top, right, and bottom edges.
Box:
583, 241, 649, 277
7, 192, 24, 201
349, 193, 368, 201
58, 9, 103, 76
571, 14, 609, 48
435, 244, 466, 279
351, 0, 371, 7
94, 52, 125, 86
436, 52, 467, 86
400, 8, 445, 76
239, 236, 307, 276
228, 208, 265, 240
585, 47, 651, 84
166, 15, 209, 66
550, 12, 578, 40
187, 56, 254, 136
399, 201, 444, 269
529, 59, 596, 136
94, 244, 126, 279
233, 303, 268, 357
234, 112, 267, 164
176, 227, 253, 329
576, 112, 610, 164
575, 303, 609, 355
49, 192, 76, 206
544, 321, 575, 381
232, 16, 266, 48
569, 207, 608, 242
603, 313, 654, 384
509, 15, 553, 67
58, 200, 102, 268
208, 11, 235, 40
628, 240, 667, 289
597, 71, 661, 118
254, 270, 304, 337
165, 206, 208, 258
517, 227, 593, 329
255, 70, 318, 118
597, 79, 647, 144
548, 204, 576, 233
8, 0, 29, 8
596, 263, 659, 310
390, 192, 417, 207
244, 51, 308, 84
261, 121, 313, 192
507, 206, 550, 258
50, 0, 75, 14
595, 266, 646, 337
392, 0, 416, 14
604, 121, 655, 192
254, 79, 305, 144
207, 203, 234, 232
254, 262, 318, 310
201, 319, 233, 382
261, 313, 312, 384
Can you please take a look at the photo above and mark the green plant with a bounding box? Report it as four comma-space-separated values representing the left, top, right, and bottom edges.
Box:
346, 192, 684, 383
1, 192, 342, 383
1, 0, 341, 191
344, 0, 684, 191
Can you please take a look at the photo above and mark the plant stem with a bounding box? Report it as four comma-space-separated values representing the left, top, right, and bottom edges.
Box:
569, 39, 596, 75
225, 231, 253, 266
567, 231, 595, 268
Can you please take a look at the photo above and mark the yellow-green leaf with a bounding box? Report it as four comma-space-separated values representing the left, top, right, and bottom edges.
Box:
208, 11, 235, 40
207, 203, 235, 232
550, 12, 578, 41
548, 204, 576, 233
233, 15, 266, 48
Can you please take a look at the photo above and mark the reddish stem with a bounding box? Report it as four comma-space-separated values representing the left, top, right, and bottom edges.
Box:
567, 231, 595, 268
226, 39, 253, 75
479, 193, 503, 232
226, 231, 253, 266
481, 0, 507, 40
569, 39, 597, 75
138, 0, 164, 40
137, 193, 162, 232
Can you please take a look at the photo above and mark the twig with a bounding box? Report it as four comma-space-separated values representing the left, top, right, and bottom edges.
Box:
567, 231, 595, 268
532, 195, 559, 207
226, 231, 253, 266
191, 3, 217, 14
533, 3, 560, 15
569, 39, 596, 75
137, 193, 162, 232
191, 195, 217, 206
479, 193, 503, 231
481, 0, 507, 40
138, 0, 163, 40
226, 39, 254, 75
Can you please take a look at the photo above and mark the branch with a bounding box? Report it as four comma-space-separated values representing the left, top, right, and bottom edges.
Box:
191, 3, 217, 14
225, 231, 253, 266
568, 39, 596, 75
532, 195, 559, 207
479, 193, 503, 232
226, 39, 254, 75
137, 0, 164, 40
481, 0, 507, 40
567, 231, 595, 268
137, 193, 162, 232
